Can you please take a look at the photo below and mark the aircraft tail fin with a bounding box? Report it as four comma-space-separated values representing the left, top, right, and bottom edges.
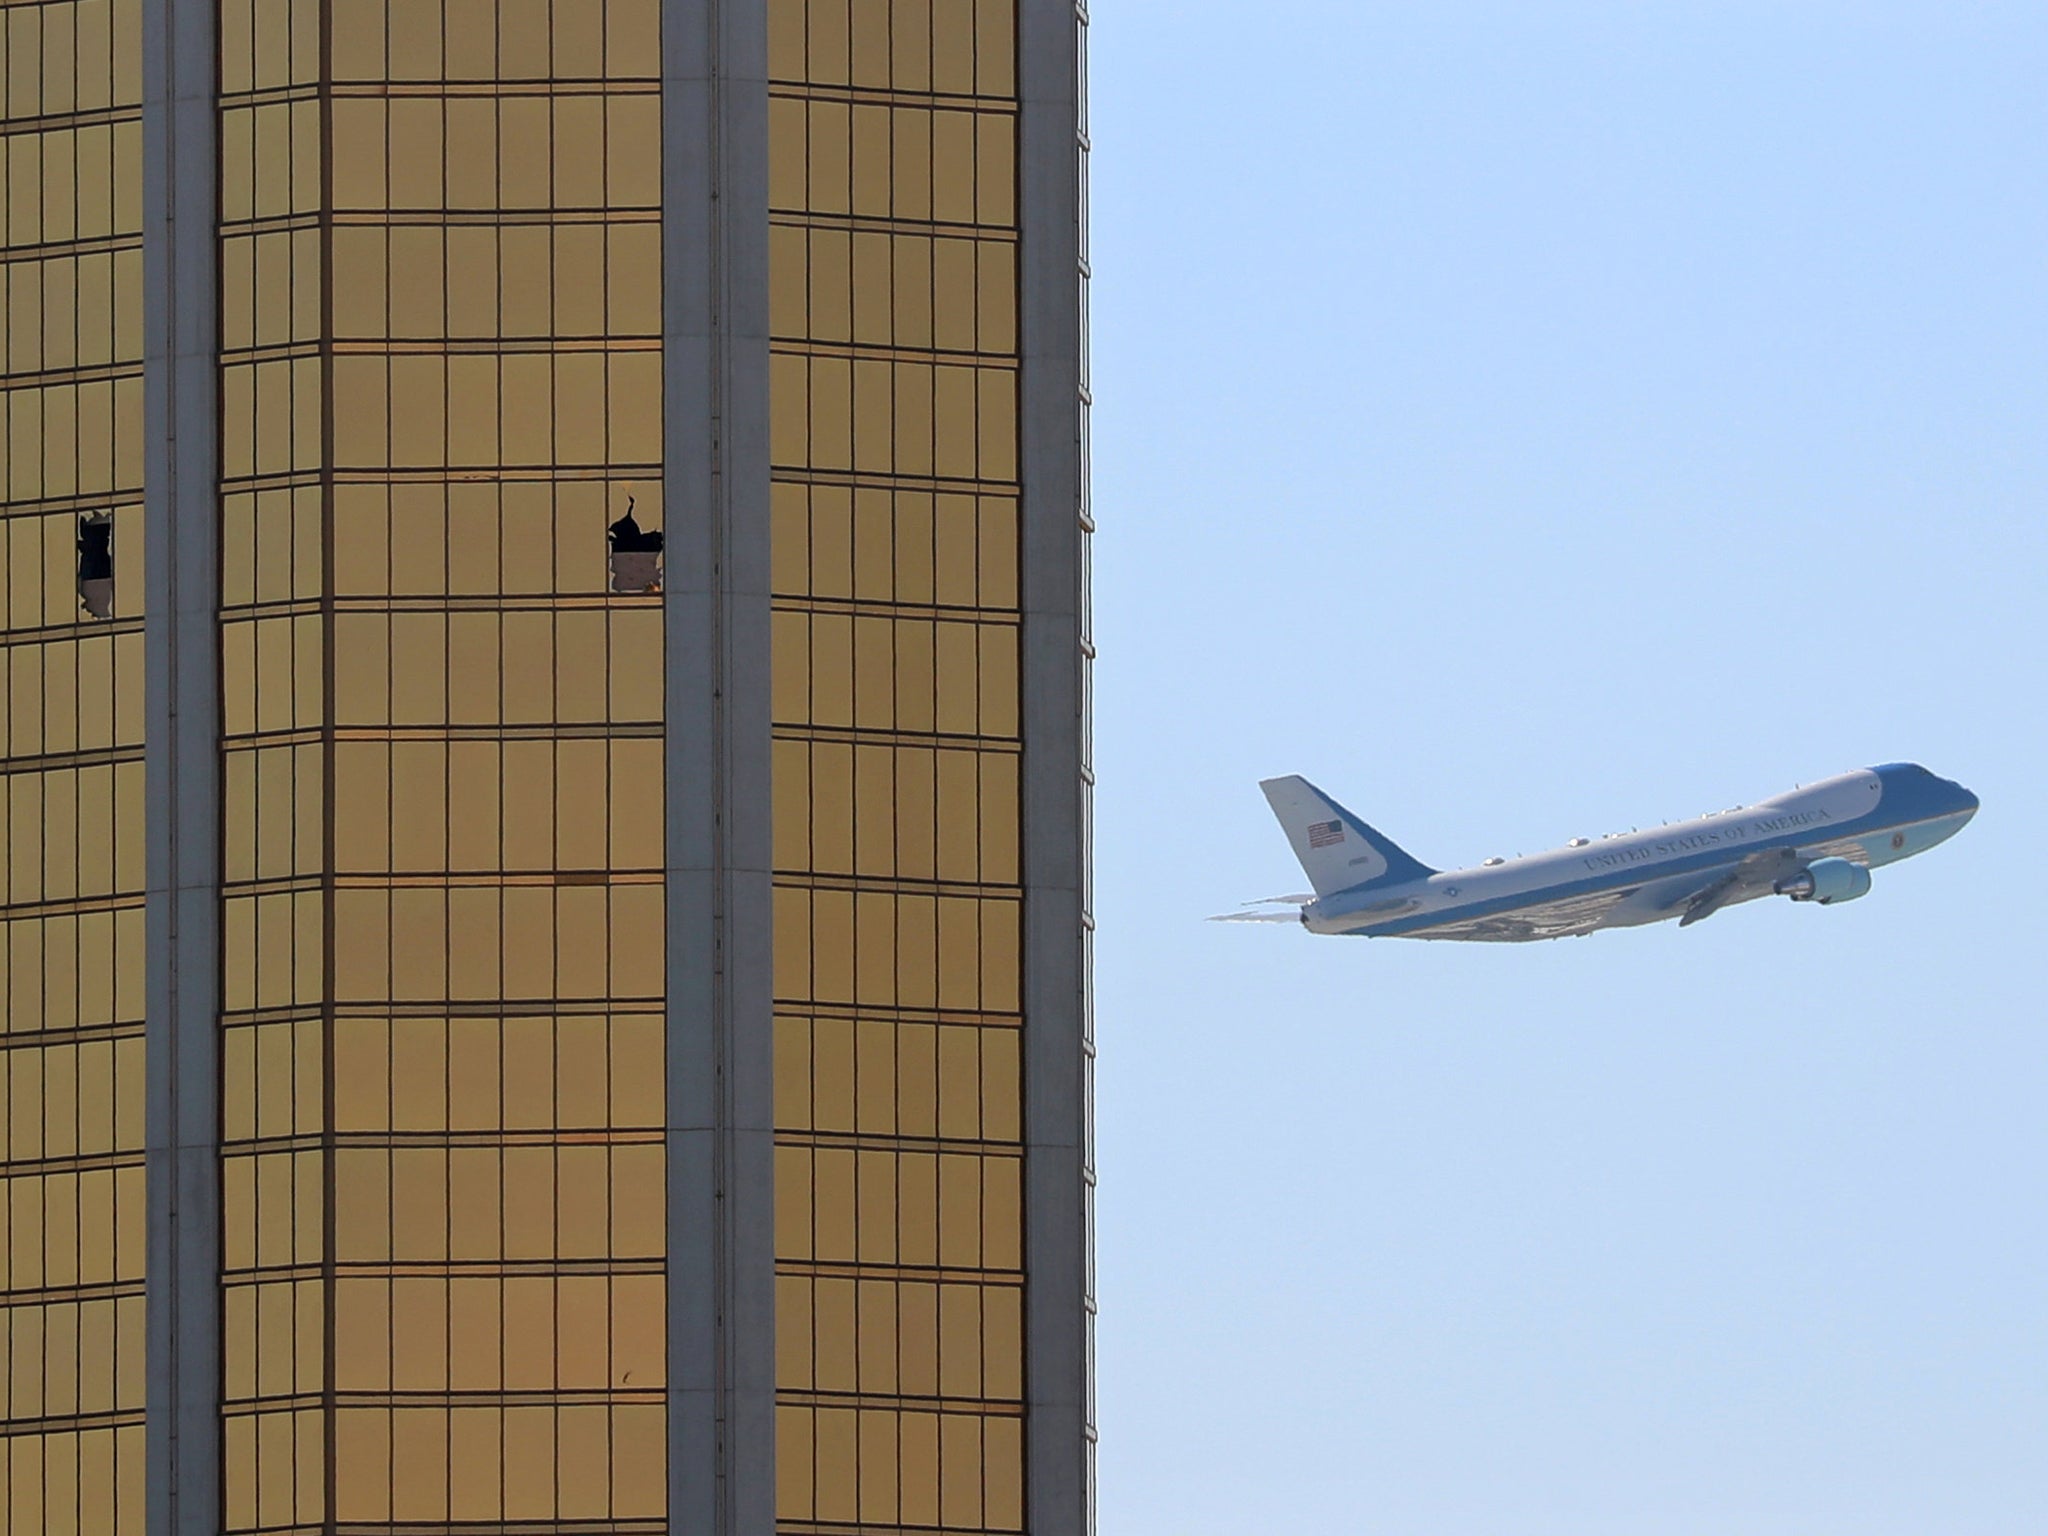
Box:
1260, 776, 1439, 898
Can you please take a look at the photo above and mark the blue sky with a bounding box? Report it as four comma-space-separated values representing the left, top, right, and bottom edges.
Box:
1088, 5, 2047, 1532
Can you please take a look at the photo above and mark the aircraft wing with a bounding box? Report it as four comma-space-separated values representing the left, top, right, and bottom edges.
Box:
1413, 845, 1808, 942
1669, 847, 1803, 927
1410, 886, 1640, 942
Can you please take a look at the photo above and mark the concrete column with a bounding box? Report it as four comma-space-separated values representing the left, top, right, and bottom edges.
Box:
664, 1, 778, 1531
142, 2, 221, 1533
1019, 1, 1096, 1532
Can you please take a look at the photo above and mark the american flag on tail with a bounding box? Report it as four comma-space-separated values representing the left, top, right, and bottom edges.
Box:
1307, 819, 1345, 849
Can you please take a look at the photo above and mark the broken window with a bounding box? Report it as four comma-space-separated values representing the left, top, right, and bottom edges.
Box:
608, 499, 664, 594
77, 513, 115, 620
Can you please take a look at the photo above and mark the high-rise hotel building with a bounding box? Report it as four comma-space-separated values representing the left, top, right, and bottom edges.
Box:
0, 2, 1092, 1532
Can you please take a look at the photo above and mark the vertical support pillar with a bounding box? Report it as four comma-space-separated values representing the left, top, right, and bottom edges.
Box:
665, 1, 777, 1531
1019, 0, 1096, 1532
142, 1, 222, 1533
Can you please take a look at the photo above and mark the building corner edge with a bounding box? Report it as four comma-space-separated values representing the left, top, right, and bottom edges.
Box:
1019, 0, 1096, 1531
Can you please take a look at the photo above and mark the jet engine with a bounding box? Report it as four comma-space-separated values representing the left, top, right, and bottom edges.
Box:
1776, 857, 1872, 905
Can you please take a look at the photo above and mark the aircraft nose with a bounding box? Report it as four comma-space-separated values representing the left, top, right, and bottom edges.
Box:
1951, 780, 1980, 819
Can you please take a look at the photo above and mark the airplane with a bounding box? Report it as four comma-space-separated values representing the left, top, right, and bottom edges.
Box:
1219, 764, 1978, 942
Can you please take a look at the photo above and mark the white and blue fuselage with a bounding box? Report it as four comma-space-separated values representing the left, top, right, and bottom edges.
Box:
1253, 764, 1977, 943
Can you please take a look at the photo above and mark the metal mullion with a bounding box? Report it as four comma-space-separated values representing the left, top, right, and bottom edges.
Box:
487, 20, 514, 1506
369, 31, 400, 1517
66, 76, 90, 1259
433, 1, 458, 1437
543, 45, 576, 1467
263, 43, 311, 1503
593, 0, 626, 1446
309, 0, 344, 1526
542, 21, 571, 1474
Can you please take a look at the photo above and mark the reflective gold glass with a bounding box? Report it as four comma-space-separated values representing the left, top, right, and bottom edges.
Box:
214, 1, 666, 1525
1, 3, 147, 1528
772, 1, 1026, 1528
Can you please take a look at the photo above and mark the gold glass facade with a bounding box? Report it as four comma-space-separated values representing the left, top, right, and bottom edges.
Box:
214, 1, 667, 1527
767, 3, 1029, 1530
4, 0, 1083, 1525
0, 1, 147, 1531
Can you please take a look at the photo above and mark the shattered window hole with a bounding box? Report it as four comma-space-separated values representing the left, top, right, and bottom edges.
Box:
78, 513, 115, 619
608, 498, 664, 594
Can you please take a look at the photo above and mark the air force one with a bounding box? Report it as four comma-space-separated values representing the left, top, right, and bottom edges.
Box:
1220, 764, 1978, 942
